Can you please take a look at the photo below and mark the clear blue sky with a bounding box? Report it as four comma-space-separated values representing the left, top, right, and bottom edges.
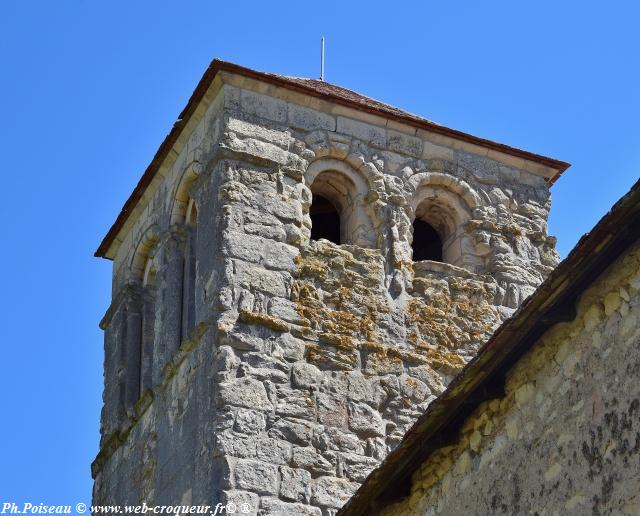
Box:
0, 0, 638, 507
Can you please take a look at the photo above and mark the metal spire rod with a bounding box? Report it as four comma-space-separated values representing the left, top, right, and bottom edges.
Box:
320, 37, 325, 81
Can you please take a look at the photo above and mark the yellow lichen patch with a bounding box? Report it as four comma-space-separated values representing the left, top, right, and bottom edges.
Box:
319, 332, 357, 349
238, 309, 289, 332
292, 241, 389, 347
406, 275, 500, 353
424, 349, 467, 375
306, 342, 360, 370
294, 254, 328, 279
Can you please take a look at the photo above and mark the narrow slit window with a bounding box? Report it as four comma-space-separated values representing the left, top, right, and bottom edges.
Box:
310, 194, 341, 244
412, 219, 443, 262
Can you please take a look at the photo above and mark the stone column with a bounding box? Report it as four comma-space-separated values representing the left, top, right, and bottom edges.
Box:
99, 284, 143, 436
123, 287, 142, 417
181, 226, 197, 342
100, 300, 125, 441
140, 286, 156, 394
153, 230, 185, 384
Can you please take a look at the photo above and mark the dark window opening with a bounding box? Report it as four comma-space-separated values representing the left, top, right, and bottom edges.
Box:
412, 219, 443, 262
310, 194, 341, 244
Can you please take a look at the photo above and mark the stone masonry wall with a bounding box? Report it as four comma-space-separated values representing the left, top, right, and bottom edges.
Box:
93, 76, 559, 515
377, 243, 640, 516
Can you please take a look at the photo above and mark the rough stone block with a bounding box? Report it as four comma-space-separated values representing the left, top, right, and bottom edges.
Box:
336, 116, 386, 147
312, 427, 363, 454
240, 89, 287, 123
234, 261, 288, 297
276, 388, 316, 420
363, 351, 404, 375
217, 378, 273, 411
306, 343, 360, 371
311, 477, 359, 509
288, 103, 336, 131
234, 409, 267, 435
214, 434, 257, 460
316, 393, 348, 428
268, 297, 306, 325
291, 446, 335, 476
341, 452, 379, 482
398, 374, 429, 403
348, 402, 385, 438
226, 116, 291, 148
259, 498, 322, 516
279, 466, 312, 502
220, 490, 259, 516
234, 459, 278, 495
255, 437, 292, 465
268, 417, 315, 446
387, 129, 423, 157
292, 362, 322, 389
272, 333, 306, 362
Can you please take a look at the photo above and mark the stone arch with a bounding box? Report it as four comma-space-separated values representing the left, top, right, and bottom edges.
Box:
130, 225, 160, 281
407, 172, 482, 210
306, 158, 370, 193
169, 161, 201, 225
305, 158, 377, 248
408, 174, 483, 271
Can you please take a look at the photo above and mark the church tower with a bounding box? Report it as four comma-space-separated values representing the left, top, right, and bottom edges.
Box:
93, 60, 568, 514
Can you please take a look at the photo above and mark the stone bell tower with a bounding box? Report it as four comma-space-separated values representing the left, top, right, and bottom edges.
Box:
92, 60, 569, 514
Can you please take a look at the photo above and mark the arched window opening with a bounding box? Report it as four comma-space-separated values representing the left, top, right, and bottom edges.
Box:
412, 219, 443, 262
412, 198, 455, 265
310, 193, 341, 244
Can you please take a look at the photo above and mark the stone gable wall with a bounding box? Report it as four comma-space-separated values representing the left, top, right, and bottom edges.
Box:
376, 244, 640, 516
94, 80, 559, 514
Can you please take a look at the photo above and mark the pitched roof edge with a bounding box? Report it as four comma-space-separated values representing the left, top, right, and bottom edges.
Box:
338, 177, 640, 515
95, 58, 570, 259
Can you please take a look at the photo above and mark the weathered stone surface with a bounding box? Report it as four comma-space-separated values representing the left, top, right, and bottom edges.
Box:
312, 477, 360, 509
268, 417, 315, 446
316, 393, 348, 428
348, 402, 386, 438
234, 409, 267, 435
291, 362, 322, 389
291, 446, 335, 476
94, 69, 560, 513
218, 378, 273, 411
342, 453, 380, 482
312, 427, 363, 454
235, 459, 278, 495
272, 333, 306, 362
259, 498, 322, 516
255, 438, 291, 465
279, 466, 312, 502
275, 388, 316, 419
220, 490, 259, 516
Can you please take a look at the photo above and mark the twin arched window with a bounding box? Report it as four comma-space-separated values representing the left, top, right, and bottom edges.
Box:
307, 169, 448, 264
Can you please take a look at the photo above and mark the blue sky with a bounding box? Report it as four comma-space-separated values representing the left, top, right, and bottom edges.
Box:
0, 0, 638, 507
